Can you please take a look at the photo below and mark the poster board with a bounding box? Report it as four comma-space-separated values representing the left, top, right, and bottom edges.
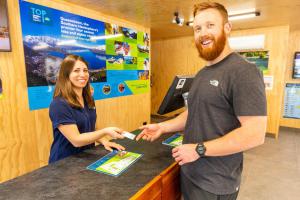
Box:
238, 51, 269, 74
283, 83, 300, 119
19, 0, 150, 110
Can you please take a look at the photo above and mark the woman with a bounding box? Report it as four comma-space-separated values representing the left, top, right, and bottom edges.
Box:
49, 54, 125, 163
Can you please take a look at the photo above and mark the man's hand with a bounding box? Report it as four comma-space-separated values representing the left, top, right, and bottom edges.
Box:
98, 136, 125, 152
136, 123, 164, 142
172, 144, 200, 165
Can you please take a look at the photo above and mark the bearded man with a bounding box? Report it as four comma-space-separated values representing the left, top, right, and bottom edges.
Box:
136, 2, 267, 200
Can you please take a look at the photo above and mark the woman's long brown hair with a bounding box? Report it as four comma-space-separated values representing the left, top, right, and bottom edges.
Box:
53, 54, 95, 109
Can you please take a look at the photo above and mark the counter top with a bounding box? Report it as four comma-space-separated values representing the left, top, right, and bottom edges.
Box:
0, 131, 176, 200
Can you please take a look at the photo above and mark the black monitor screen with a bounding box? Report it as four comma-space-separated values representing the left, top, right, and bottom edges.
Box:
157, 75, 194, 115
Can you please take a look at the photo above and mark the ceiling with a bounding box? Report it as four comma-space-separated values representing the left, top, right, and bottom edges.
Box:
63, 0, 300, 40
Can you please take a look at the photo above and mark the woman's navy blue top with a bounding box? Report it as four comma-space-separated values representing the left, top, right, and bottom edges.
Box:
48, 97, 97, 163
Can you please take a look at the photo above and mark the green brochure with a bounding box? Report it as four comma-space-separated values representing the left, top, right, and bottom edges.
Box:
162, 133, 183, 147
87, 150, 143, 177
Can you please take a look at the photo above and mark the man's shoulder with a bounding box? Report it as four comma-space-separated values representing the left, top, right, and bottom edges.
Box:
229, 53, 255, 67
226, 53, 258, 74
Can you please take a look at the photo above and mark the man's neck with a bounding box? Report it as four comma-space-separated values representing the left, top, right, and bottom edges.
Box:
206, 44, 233, 66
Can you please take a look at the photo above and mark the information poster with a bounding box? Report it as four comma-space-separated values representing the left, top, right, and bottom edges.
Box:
263, 75, 273, 90
162, 133, 183, 147
239, 51, 269, 74
19, 0, 150, 110
283, 84, 300, 119
87, 150, 143, 177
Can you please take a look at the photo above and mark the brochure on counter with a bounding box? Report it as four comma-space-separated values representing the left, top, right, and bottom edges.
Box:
162, 133, 183, 147
87, 150, 143, 177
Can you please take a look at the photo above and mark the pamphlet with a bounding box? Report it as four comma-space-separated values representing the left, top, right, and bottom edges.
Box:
87, 150, 143, 177
162, 133, 183, 147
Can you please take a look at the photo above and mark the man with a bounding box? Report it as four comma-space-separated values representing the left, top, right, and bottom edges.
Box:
136, 2, 267, 200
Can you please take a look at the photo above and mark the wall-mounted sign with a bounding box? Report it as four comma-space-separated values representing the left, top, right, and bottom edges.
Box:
283, 83, 300, 119
19, 0, 150, 110
263, 75, 273, 90
238, 51, 269, 74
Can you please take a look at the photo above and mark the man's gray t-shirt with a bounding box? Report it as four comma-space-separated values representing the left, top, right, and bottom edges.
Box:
182, 52, 267, 195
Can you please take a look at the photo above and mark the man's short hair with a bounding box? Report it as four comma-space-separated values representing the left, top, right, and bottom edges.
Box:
193, 2, 229, 23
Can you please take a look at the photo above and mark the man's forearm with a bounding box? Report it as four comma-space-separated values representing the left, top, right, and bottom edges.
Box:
204, 116, 267, 157
159, 110, 188, 134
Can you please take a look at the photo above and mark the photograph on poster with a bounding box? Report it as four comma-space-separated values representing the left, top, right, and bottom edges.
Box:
292, 52, 300, 79
105, 23, 122, 35
143, 33, 150, 46
115, 41, 131, 56
143, 58, 150, 70
238, 51, 269, 74
122, 27, 137, 40
0, 0, 11, 51
124, 56, 137, 65
107, 55, 124, 64
138, 70, 149, 80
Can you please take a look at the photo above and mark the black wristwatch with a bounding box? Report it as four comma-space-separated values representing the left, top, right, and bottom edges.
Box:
195, 143, 206, 157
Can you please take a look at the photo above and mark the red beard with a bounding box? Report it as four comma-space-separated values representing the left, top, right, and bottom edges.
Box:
195, 30, 226, 61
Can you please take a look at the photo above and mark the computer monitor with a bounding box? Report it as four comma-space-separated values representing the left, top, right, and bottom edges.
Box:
157, 75, 194, 115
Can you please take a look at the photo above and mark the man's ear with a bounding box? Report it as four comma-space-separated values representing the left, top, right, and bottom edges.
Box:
224, 22, 232, 34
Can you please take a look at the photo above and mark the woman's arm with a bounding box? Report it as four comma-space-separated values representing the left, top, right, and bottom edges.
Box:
58, 125, 124, 147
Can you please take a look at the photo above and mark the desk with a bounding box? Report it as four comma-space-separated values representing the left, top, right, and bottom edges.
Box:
0, 131, 180, 200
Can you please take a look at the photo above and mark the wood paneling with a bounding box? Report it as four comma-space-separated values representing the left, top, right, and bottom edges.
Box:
130, 175, 162, 200
151, 26, 290, 138
61, 0, 300, 40
0, 0, 150, 183
161, 163, 181, 200
130, 163, 181, 200
279, 30, 300, 129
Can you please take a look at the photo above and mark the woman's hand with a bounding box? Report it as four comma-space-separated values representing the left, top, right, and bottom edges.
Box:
98, 136, 125, 152
101, 127, 125, 139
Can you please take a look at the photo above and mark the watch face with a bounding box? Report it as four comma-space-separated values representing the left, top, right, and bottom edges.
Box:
197, 144, 206, 156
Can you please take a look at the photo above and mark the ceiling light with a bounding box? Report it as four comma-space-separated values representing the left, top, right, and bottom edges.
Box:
228, 11, 260, 21
186, 21, 193, 26
172, 12, 184, 26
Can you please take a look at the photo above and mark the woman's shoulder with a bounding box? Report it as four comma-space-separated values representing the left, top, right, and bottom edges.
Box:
50, 97, 70, 110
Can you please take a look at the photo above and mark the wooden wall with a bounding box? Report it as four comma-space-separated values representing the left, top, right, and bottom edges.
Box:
279, 30, 300, 129
0, 0, 150, 183
151, 26, 290, 139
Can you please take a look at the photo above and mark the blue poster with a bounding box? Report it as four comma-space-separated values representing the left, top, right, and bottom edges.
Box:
19, 0, 150, 110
